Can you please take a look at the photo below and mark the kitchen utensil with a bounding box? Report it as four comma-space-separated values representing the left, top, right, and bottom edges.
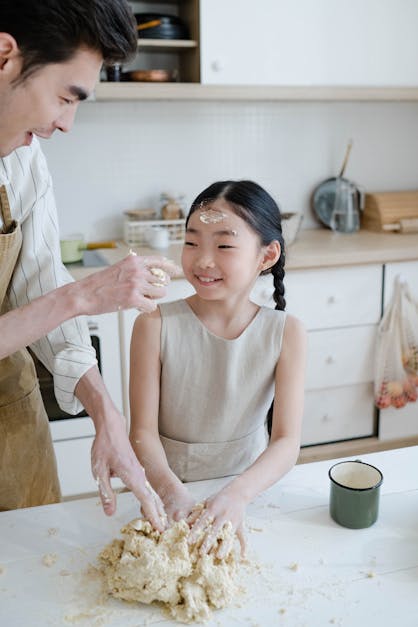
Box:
106, 64, 122, 82
134, 13, 189, 40
312, 177, 363, 229
281, 212, 303, 246
60, 238, 117, 264
312, 140, 363, 229
329, 460, 383, 529
329, 178, 360, 233
147, 226, 170, 250
125, 69, 176, 83
338, 139, 353, 178
160, 193, 185, 220
124, 209, 157, 221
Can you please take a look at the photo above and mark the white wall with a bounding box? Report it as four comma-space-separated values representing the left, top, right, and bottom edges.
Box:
41, 100, 418, 241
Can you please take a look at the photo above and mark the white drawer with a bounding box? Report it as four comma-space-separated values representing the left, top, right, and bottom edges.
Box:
379, 404, 418, 441
50, 417, 95, 442
306, 325, 377, 390
384, 260, 418, 307
54, 437, 123, 498
301, 383, 375, 446
284, 265, 382, 330
54, 437, 97, 497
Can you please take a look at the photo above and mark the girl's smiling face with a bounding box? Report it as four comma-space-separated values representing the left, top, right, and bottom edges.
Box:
181, 199, 266, 301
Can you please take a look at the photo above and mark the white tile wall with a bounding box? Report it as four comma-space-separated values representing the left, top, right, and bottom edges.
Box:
41, 100, 418, 241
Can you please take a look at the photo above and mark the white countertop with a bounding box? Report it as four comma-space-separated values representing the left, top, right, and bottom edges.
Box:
1, 446, 417, 626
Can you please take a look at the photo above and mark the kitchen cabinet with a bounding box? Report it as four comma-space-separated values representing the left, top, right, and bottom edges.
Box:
253, 265, 382, 446
106, 0, 201, 84
379, 260, 418, 441
200, 0, 418, 87
94, 0, 418, 101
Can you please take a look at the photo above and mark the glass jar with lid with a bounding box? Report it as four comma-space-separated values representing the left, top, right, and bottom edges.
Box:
160, 193, 185, 220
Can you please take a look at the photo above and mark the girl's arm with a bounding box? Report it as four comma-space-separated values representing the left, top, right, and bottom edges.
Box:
189, 314, 307, 554
129, 310, 195, 520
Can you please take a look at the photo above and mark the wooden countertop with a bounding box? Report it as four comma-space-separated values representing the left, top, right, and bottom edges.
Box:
67, 229, 418, 281
1, 446, 417, 626
286, 228, 418, 270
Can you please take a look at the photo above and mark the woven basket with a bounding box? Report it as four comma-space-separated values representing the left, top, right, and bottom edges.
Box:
124, 218, 185, 247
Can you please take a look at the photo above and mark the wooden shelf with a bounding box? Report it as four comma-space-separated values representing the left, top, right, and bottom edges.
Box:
137, 38, 197, 51
297, 435, 418, 464
94, 83, 418, 102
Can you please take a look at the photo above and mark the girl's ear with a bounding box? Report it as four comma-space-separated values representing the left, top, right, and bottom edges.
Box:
0, 33, 20, 72
260, 240, 281, 272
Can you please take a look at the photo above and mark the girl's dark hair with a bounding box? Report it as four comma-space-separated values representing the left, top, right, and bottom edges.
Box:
2, 0, 137, 82
187, 180, 286, 311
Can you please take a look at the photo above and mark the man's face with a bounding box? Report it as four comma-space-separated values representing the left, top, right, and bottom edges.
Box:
0, 46, 102, 157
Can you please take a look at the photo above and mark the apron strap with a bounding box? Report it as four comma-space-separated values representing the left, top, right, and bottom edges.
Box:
0, 186, 13, 232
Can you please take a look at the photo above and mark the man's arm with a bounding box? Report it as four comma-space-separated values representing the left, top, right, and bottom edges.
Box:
75, 365, 167, 530
0, 255, 179, 361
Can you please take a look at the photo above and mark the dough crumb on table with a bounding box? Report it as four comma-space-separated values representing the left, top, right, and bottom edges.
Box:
42, 553, 58, 567
99, 517, 240, 624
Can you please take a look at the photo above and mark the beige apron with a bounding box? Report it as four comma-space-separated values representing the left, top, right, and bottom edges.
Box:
0, 185, 61, 510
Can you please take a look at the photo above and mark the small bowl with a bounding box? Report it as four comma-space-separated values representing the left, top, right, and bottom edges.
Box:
124, 209, 157, 221
281, 212, 303, 246
125, 69, 176, 83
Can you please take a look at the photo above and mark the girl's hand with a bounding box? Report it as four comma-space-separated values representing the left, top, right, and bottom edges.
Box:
159, 482, 196, 523
187, 489, 247, 558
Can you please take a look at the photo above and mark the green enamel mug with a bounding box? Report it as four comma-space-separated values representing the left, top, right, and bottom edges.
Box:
329, 460, 383, 529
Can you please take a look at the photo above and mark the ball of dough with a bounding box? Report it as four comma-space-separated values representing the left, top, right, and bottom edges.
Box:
99, 517, 238, 623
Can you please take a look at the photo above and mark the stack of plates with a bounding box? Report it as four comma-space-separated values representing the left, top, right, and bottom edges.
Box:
135, 13, 189, 40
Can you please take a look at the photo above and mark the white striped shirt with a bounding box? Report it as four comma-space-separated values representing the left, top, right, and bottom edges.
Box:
0, 137, 96, 414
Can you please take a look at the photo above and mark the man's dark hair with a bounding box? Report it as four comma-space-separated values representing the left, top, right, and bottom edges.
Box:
1, 0, 137, 82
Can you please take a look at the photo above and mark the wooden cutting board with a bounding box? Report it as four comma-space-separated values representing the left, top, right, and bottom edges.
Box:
363, 190, 418, 232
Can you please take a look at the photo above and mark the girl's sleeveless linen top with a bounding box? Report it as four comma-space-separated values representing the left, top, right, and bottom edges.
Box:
158, 299, 287, 482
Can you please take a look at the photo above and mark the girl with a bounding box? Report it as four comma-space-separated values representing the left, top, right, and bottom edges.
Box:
129, 180, 306, 554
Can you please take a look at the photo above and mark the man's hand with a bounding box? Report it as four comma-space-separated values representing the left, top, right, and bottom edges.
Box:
75, 365, 167, 531
91, 410, 167, 531
74, 253, 181, 316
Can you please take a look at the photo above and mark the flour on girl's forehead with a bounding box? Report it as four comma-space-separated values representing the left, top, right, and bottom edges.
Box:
199, 206, 228, 224
198, 208, 238, 236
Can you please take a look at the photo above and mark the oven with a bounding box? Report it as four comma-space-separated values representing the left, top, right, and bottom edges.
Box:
30, 312, 124, 497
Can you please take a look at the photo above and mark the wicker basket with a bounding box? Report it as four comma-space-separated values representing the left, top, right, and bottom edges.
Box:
124, 218, 185, 247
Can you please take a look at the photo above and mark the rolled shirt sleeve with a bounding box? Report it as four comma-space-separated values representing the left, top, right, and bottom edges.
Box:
0, 138, 97, 415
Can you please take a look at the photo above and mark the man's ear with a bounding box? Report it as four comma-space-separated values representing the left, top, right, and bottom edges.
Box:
260, 240, 281, 272
0, 33, 20, 72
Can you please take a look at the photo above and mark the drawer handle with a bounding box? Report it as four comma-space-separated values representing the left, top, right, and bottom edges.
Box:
325, 356, 335, 365
211, 60, 223, 72
327, 296, 336, 305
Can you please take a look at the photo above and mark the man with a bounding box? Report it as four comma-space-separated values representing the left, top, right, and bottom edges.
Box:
0, 0, 174, 530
